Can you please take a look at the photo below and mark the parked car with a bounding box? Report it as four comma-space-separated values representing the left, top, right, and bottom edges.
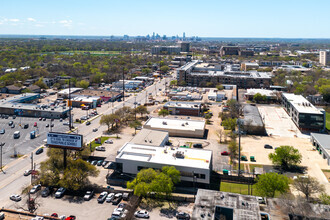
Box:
23, 124, 29, 129
105, 139, 113, 144
51, 213, 58, 217
95, 146, 105, 151
34, 122, 37, 127
83, 190, 94, 201
91, 160, 97, 165
43, 118, 46, 121
86, 121, 91, 126
36, 148, 44, 155
193, 143, 202, 148
12, 115, 16, 119
65, 216, 76, 220
221, 151, 229, 156
55, 187, 66, 198
97, 160, 104, 166
0, 129, 5, 134
10, 194, 21, 202
63, 122, 69, 126
134, 210, 150, 218
97, 192, 108, 203
122, 193, 130, 201
176, 212, 190, 219
30, 184, 42, 194
264, 144, 273, 149
92, 128, 98, 132
112, 193, 123, 205
11, 124, 15, 128
24, 169, 32, 176
41, 186, 53, 197
102, 161, 108, 167
111, 210, 126, 219
39, 117, 43, 121
46, 124, 49, 127
8, 121, 13, 126
106, 193, 115, 203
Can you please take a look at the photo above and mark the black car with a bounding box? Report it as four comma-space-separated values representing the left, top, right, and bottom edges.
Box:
193, 143, 202, 148
36, 148, 44, 155
0, 129, 5, 134
176, 212, 190, 219
86, 121, 91, 126
264, 144, 273, 149
8, 121, 13, 126
41, 186, 53, 197
23, 124, 29, 129
12, 115, 16, 119
112, 196, 122, 205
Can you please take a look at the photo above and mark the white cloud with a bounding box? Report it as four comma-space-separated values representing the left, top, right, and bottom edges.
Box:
59, 19, 73, 27
27, 18, 36, 22
9, 18, 19, 22
34, 24, 44, 27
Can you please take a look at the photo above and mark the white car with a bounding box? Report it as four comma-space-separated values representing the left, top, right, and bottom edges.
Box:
105, 139, 113, 144
111, 210, 126, 219
134, 210, 150, 218
10, 194, 21, 202
30, 184, 41, 194
114, 207, 128, 214
106, 193, 115, 203
95, 146, 105, 151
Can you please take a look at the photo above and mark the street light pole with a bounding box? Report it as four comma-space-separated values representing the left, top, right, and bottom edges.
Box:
237, 119, 242, 176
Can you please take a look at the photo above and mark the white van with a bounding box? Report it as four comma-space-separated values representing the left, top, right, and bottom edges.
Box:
13, 131, 20, 139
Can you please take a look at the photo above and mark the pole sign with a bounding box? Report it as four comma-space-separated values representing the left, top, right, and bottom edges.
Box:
47, 132, 83, 150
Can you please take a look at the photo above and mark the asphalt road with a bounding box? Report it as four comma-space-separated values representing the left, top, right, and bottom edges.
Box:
0, 76, 172, 210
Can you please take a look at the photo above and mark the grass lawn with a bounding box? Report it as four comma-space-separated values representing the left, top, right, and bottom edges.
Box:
220, 182, 257, 196
89, 136, 110, 151
326, 112, 330, 131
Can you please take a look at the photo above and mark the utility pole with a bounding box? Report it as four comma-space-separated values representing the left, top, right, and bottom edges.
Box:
0, 142, 5, 173
237, 119, 242, 176
30, 152, 33, 184
122, 67, 125, 105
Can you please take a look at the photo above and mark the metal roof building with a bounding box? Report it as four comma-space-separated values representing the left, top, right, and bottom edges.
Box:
310, 133, 330, 165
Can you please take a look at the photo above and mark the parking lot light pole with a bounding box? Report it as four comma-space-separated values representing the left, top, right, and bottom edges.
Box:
237, 119, 243, 176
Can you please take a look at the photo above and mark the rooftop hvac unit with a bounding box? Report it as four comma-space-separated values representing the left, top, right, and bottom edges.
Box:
181, 123, 185, 126
186, 122, 188, 125
175, 151, 185, 158
162, 121, 167, 125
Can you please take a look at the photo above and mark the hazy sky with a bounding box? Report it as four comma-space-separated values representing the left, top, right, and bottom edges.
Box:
1, 0, 329, 38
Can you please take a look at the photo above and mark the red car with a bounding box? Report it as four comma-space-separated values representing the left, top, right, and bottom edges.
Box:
65, 216, 76, 220
221, 151, 229, 156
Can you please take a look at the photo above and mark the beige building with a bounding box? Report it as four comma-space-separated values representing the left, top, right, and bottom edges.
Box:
143, 117, 206, 138
319, 50, 330, 66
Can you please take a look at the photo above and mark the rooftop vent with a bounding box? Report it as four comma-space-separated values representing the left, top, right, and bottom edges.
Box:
181, 123, 185, 126
175, 151, 185, 158
162, 121, 167, 125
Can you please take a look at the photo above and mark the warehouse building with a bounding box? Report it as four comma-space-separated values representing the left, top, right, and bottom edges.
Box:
242, 104, 266, 135
57, 88, 83, 99
116, 143, 212, 184
163, 101, 202, 117
143, 117, 206, 138
130, 129, 169, 147
310, 133, 330, 165
282, 93, 325, 132
0, 93, 70, 118
75, 89, 122, 102
71, 95, 101, 108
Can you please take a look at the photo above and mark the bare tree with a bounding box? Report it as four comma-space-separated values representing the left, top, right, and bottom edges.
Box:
292, 176, 325, 201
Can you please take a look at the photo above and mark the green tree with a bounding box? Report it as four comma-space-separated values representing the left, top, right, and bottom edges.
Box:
206, 82, 214, 87
34, 77, 48, 89
127, 166, 180, 198
100, 114, 120, 131
129, 120, 142, 134
253, 93, 267, 103
160, 65, 170, 73
292, 176, 325, 201
319, 193, 330, 205
142, 68, 152, 74
255, 173, 290, 197
77, 80, 89, 89
204, 114, 212, 120
216, 84, 224, 90
170, 80, 177, 87
115, 106, 134, 123
135, 105, 149, 117
268, 146, 302, 170
222, 118, 237, 131
228, 139, 241, 166
158, 109, 169, 117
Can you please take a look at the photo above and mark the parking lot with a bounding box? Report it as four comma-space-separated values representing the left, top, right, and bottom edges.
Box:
0, 116, 68, 165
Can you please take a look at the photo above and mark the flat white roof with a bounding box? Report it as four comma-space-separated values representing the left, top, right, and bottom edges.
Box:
117, 143, 212, 169
72, 95, 100, 103
164, 101, 201, 109
245, 89, 277, 97
282, 93, 323, 114
144, 117, 205, 131
58, 88, 83, 95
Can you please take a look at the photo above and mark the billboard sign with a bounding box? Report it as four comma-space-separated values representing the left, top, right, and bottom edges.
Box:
47, 132, 83, 150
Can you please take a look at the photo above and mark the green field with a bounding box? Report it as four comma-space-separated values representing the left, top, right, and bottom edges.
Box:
326, 112, 330, 130
220, 182, 257, 196
89, 136, 110, 151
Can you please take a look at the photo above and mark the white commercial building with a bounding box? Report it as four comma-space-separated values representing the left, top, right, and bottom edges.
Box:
129, 129, 169, 147
116, 143, 212, 184
57, 88, 83, 99
143, 117, 206, 138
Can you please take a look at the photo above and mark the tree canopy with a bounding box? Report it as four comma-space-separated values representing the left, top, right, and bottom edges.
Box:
255, 172, 290, 198
100, 114, 120, 131
127, 166, 180, 198
292, 176, 325, 201
158, 109, 169, 117
268, 145, 302, 170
